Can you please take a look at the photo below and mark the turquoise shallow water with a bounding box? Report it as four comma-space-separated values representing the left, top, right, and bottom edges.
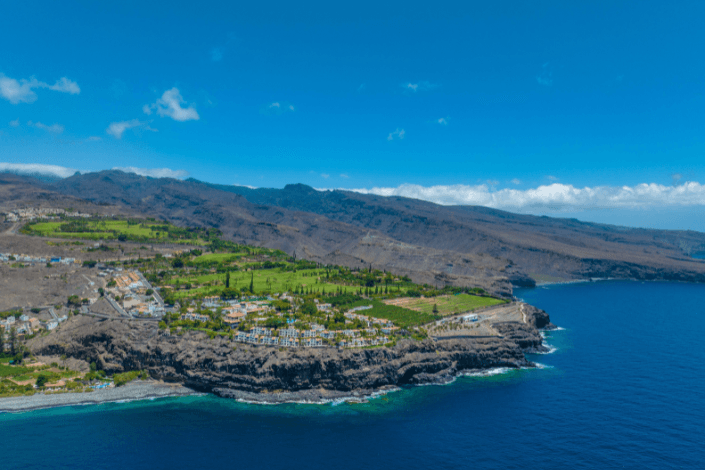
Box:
1, 281, 704, 469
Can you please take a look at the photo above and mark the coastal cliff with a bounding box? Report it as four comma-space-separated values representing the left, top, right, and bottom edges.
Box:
29, 307, 553, 403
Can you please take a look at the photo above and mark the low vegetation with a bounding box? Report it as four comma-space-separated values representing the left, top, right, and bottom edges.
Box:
113, 370, 148, 387
343, 300, 441, 329
22, 217, 221, 244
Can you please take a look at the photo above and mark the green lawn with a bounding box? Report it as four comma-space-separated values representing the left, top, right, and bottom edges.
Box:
165, 267, 405, 298
27, 219, 209, 244
0, 364, 33, 378
31, 220, 168, 239
192, 253, 244, 264
401, 294, 506, 316
347, 300, 440, 328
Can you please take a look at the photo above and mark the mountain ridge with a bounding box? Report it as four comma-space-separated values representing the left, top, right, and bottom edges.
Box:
4, 170, 705, 294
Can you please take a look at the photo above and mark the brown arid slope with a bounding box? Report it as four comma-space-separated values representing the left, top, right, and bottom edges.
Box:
4, 170, 705, 294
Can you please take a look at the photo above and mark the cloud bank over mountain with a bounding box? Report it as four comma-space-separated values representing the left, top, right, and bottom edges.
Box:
0, 163, 188, 180
349, 182, 705, 212
2, 162, 704, 213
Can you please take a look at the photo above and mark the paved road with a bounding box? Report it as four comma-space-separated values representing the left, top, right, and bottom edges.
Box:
106, 296, 131, 318
136, 271, 164, 307
48, 308, 59, 321
83, 311, 159, 322
2, 222, 22, 235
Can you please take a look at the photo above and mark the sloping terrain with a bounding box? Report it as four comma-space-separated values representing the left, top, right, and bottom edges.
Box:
4, 170, 705, 294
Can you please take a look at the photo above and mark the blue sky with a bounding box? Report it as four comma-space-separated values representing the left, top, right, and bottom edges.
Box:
2, 1, 705, 230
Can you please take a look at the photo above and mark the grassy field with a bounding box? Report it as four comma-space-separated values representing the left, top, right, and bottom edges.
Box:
192, 253, 244, 265
166, 267, 400, 298
347, 300, 440, 328
0, 363, 33, 378
26, 220, 209, 244
385, 294, 506, 316
29, 220, 166, 240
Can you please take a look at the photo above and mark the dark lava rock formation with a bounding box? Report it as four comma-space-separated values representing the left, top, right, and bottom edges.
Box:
29, 307, 553, 403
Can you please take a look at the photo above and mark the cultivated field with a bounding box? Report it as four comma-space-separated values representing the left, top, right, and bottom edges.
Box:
383, 294, 506, 316
346, 300, 440, 328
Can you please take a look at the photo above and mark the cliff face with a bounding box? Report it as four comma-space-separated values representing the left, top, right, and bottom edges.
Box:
29, 308, 552, 402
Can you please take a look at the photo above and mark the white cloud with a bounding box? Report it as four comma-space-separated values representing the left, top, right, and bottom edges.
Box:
46, 77, 80, 94
387, 128, 405, 141
348, 182, 705, 211
113, 166, 189, 179
211, 47, 223, 62
437, 117, 449, 125
511, 178, 521, 185
321, 173, 330, 179
210, 33, 236, 62
536, 63, 553, 86
402, 81, 437, 92
143, 88, 199, 122
9, 119, 20, 127
106, 119, 153, 139
262, 101, 295, 115
0, 162, 188, 180
0, 73, 80, 104
547, 175, 559, 181
0, 162, 78, 178
28, 121, 64, 134
340, 173, 349, 179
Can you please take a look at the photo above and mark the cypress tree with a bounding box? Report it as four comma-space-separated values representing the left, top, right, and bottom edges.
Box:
249, 272, 254, 293
225, 272, 230, 288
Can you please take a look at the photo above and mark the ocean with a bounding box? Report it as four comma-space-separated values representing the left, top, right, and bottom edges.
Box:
1, 281, 703, 469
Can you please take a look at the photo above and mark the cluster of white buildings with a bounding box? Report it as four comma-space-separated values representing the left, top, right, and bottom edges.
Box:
3, 207, 92, 222
0, 310, 68, 338
107, 270, 165, 318
228, 322, 391, 349
173, 295, 398, 349
0, 253, 76, 265
232, 330, 326, 348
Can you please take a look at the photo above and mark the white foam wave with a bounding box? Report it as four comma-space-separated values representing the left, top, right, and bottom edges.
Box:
460, 367, 512, 378
235, 387, 402, 406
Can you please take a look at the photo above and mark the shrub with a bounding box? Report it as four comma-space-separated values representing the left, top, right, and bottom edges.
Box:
113, 370, 142, 387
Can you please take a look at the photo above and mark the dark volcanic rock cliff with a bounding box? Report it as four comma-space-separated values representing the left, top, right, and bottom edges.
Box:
29, 308, 552, 402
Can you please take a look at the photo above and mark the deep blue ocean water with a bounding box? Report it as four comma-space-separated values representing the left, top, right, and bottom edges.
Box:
1, 281, 704, 469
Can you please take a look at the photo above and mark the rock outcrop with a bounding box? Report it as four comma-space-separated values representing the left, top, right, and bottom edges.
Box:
29, 307, 553, 403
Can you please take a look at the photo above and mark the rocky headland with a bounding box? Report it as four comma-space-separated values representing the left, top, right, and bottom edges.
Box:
27, 305, 555, 404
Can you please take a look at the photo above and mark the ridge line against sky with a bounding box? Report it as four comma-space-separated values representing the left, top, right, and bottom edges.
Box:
2, 2, 705, 230
3, 163, 705, 224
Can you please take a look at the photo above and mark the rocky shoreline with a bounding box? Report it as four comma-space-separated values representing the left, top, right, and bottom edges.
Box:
0, 380, 196, 413
18, 304, 555, 408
